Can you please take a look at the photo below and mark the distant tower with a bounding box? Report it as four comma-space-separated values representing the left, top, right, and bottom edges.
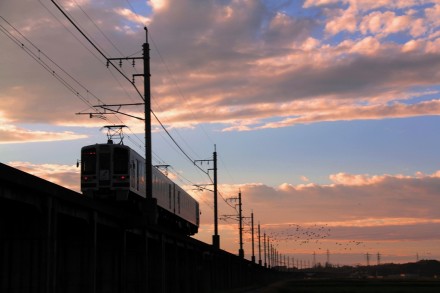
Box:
366, 252, 370, 266
326, 249, 330, 267
377, 252, 381, 265
313, 251, 316, 268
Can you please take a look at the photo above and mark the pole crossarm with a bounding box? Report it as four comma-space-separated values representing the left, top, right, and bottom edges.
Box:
107, 56, 143, 61
96, 103, 145, 107
76, 103, 145, 120
96, 106, 144, 121
193, 184, 214, 192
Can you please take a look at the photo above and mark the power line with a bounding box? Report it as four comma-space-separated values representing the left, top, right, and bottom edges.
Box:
0, 19, 97, 111
0, 16, 147, 152
122, 1, 218, 162
50, 0, 213, 180
72, 0, 125, 57
38, 0, 140, 108
50, 0, 145, 101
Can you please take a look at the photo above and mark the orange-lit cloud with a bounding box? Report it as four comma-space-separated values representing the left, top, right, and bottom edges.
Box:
7, 161, 80, 192
2, 0, 440, 134
193, 170, 440, 231
0, 115, 87, 143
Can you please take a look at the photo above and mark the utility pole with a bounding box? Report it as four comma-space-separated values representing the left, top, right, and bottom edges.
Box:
326, 249, 330, 267
221, 189, 248, 258
51, 3, 155, 209
238, 190, 244, 258
195, 146, 219, 249
267, 237, 270, 268
143, 28, 152, 201
75, 28, 158, 222
251, 212, 255, 263
263, 233, 267, 267
106, 29, 152, 201
258, 223, 262, 266
213, 147, 219, 249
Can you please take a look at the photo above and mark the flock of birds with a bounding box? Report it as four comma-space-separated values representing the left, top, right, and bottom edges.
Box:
243, 223, 369, 253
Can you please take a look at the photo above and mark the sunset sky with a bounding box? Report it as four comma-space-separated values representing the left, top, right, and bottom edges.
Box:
1, 0, 440, 266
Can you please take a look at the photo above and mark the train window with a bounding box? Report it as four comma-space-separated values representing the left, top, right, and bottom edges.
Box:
81, 148, 96, 175
114, 148, 129, 174
99, 152, 110, 170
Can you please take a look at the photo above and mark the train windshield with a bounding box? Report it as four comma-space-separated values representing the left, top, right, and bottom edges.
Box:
81, 148, 97, 175
114, 148, 129, 174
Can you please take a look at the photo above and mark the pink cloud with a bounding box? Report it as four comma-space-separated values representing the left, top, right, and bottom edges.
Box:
257, 99, 440, 130
7, 161, 80, 192
305, 0, 429, 11
2, 0, 440, 134
0, 116, 87, 143
359, 11, 417, 38
325, 7, 358, 35
114, 8, 151, 26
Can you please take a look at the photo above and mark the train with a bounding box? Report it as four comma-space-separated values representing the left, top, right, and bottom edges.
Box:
80, 141, 199, 235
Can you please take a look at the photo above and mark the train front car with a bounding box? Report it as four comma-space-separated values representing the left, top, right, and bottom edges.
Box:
81, 142, 200, 235
80, 143, 132, 200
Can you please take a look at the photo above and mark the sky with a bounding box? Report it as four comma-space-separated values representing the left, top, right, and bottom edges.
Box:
1, 0, 440, 266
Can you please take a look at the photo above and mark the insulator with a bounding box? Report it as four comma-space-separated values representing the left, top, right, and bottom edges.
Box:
119, 60, 122, 67
132, 59, 135, 67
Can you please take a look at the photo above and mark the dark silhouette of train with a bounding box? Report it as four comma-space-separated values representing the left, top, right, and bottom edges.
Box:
80, 141, 199, 235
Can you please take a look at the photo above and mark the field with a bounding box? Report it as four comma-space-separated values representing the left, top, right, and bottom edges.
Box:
257, 278, 440, 293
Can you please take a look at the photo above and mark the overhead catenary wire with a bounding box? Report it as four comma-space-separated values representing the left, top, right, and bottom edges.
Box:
0, 20, 98, 112
49, 0, 214, 179
11, 1, 242, 218
123, 0, 216, 159
107, 1, 241, 213
0, 16, 148, 153
50, 0, 145, 101
72, 0, 125, 57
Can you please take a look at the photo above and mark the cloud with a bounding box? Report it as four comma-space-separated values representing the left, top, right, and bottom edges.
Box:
359, 10, 422, 38
192, 170, 440, 229
7, 161, 80, 192
325, 6, 357, 35
114, 8, 151, 26
304, 0, 430, 11
0, 113, 87, 143
194, 170, 440, 258
1, 0, 440, 136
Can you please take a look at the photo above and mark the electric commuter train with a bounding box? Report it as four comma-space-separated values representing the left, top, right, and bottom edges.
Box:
80, 141, 199, 235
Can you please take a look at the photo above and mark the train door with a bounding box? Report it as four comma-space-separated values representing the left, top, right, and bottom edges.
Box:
98, 147, 111, 187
